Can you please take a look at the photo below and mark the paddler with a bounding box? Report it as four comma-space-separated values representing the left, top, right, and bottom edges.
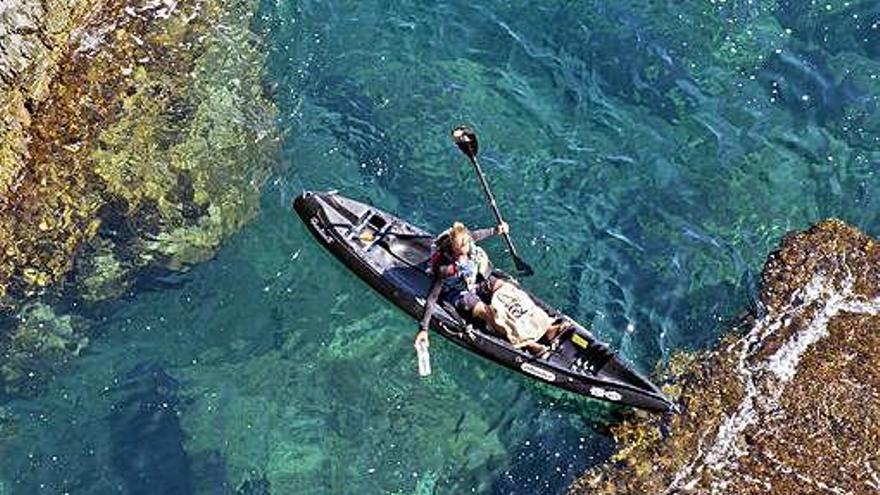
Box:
416, 220, 543, 353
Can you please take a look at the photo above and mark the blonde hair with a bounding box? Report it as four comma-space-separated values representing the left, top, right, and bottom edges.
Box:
450, 222, 471, 251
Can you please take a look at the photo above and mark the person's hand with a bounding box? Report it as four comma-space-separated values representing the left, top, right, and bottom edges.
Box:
497, 222, 509, 235
414, 329, 429, 348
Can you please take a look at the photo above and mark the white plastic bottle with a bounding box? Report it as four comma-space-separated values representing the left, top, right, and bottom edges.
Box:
415, 339, 431, 377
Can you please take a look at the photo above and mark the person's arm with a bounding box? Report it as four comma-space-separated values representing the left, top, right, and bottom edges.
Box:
471, 222, 509, 243
417, 278, 443, 334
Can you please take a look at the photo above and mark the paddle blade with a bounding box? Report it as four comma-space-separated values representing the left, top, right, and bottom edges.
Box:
514, 255, 534, 277
452, 125, 478, 158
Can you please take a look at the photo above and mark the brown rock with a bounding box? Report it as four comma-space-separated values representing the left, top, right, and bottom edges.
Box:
570, 220, 880, 495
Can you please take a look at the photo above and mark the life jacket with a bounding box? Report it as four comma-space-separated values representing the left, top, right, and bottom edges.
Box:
429, 229, 491, 293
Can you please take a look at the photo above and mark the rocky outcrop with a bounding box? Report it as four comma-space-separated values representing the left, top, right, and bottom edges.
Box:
0, 0, 277, 304
0, 0, 277, 397
570, 219, 880, 494
1, 0, 107, 193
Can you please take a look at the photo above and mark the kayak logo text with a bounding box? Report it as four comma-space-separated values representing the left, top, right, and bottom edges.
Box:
589, 387, 622, 402
520, 363, 556, 382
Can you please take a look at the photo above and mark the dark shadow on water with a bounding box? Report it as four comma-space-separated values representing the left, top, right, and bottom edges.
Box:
483, 397, 618, 495
108, 362, 195, 495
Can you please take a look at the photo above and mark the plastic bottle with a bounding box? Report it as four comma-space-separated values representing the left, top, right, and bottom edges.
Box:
415, 339, 431, 377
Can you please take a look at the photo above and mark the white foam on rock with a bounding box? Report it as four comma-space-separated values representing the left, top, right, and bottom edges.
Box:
763, 276, 877, 383
664, 274, 880, 494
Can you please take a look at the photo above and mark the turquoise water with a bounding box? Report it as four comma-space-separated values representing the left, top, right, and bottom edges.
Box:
2, 1, 879, 493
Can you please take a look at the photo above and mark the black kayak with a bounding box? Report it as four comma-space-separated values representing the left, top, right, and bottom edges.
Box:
293, 191, 674, 412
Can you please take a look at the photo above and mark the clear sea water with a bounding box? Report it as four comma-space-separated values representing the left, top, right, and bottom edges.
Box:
1, 1, 878, 494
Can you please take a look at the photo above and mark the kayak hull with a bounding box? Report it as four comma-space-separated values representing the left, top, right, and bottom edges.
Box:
293, 191, 674, 413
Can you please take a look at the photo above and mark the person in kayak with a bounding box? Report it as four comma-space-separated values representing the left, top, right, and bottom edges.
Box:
415, 221, 554, 355
415, 221, 505, 344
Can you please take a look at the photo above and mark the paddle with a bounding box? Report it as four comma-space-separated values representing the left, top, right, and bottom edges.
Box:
451, 125, 534, 277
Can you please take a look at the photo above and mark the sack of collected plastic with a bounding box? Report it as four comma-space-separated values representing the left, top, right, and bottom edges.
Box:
489, 283, 553, 347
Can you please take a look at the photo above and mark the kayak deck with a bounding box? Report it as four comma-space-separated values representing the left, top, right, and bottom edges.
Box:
293, 190, 674, 412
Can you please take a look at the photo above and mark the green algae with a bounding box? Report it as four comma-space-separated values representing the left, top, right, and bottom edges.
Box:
0, 0, 278, 406
91, 0, 277, 271
75, 238, 130, 302
0, 1, 877, 492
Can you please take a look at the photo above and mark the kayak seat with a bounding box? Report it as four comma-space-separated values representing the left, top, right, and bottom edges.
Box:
386, 239, 431, 268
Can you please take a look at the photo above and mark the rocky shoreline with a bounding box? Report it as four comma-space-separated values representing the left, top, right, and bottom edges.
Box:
570, 219, 879, 494
0, 0, 277, 397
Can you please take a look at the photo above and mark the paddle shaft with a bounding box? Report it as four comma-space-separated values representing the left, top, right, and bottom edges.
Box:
466, 154, 522, 260
451, 124, 532, 275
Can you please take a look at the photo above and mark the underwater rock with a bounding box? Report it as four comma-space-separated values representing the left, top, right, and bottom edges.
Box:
236, 475, 271, 495
0, 0, 277, 410
74, 236, 131, 302
0, 0, 278, 307
569, 219, 880, 494
109, 362, 191, 495
188, 449, 234, 494
179, 310, 508, 493
0, 302, 89, 398
0, 404, 15, 441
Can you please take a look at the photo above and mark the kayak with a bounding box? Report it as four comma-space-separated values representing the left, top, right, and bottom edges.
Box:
293, 190, 674, 412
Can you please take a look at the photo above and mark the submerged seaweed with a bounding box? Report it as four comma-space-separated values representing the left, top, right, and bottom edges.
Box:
0, 0, 278, 307
0, 1, 878, 494
0, 303, 89, 399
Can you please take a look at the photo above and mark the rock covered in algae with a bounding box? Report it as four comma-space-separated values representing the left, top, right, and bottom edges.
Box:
569, 219, 880, 495
0, 0, 107, 193
0, 0, 277, 305
0, 0, 277, 400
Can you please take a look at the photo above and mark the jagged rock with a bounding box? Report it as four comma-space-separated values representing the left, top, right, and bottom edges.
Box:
570, 219, 880, 494
0, 0, 101, 193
